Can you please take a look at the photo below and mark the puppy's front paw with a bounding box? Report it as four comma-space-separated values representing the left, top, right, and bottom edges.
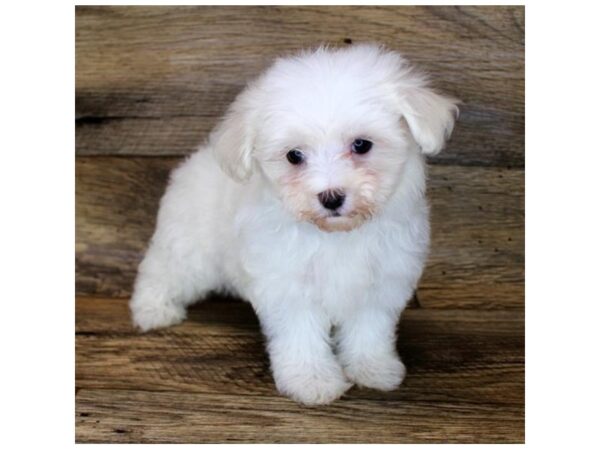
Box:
343, 355, 406, 392
130, 300, 186, 332
274, 362, 352, 405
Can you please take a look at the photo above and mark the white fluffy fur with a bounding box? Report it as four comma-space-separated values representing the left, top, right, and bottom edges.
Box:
130, 44, 459, 405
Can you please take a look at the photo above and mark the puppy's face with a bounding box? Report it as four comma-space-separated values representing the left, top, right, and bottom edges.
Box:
255, 101, 409, 232
211, 45, 459, 232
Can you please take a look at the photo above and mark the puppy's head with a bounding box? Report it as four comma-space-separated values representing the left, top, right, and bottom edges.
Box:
211, 44, 459, 232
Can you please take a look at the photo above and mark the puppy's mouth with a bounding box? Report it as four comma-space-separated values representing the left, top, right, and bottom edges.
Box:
296, 200, 376, 232
312, 209, 372, 232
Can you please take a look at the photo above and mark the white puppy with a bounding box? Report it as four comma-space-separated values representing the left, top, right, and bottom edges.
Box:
130, 44, 458, 405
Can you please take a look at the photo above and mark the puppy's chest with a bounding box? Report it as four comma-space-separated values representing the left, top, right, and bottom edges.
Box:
237, 220, 412, 307
302, 239, 377, 308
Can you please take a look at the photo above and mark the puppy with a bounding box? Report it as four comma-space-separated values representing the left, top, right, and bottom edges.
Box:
130, 44, 459, 405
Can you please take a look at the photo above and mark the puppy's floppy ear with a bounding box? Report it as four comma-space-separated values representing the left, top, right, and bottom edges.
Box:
210, 85, 259, 182
396, 74, 460, 155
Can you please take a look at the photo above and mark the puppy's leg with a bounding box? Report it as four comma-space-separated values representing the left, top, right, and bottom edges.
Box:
336, 306, 406, 391
130, 243, 214, 332
257, 303, 352, 405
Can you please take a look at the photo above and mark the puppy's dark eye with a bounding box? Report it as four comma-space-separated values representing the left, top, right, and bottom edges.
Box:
351, 138, 373, 154
286, 149, 305, 165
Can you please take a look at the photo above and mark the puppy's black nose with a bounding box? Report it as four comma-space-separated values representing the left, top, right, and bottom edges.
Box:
318, 190, 345, 210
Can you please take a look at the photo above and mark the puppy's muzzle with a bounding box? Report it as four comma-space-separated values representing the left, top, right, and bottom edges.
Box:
318, 189, 345, 211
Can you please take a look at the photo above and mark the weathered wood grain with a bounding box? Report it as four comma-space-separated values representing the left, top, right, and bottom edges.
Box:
75, 157, 523, 308
75, 297, 524, 443
75, 5, 524, 167
76, 388, 524, 443
75, 157, 177, 297
419, 165, 524, 308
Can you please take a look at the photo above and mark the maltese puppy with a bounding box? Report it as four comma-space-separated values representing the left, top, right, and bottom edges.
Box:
130, 44, 459, 405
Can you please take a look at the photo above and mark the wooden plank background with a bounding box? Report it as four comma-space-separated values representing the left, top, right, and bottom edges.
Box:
76, 5, 524, 167
75, 5, 525, 443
